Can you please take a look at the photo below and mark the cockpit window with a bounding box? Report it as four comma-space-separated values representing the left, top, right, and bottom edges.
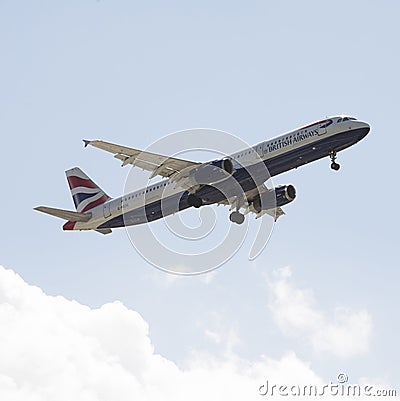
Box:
337, 118, 342, 123
343, 117, 349, 121
348, 117, 357, 120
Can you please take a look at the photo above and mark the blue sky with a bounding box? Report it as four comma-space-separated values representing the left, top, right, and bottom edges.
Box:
0, 1, 399, 397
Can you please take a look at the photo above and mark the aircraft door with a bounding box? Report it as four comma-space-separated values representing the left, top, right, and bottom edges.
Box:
262, 142, 269, 156
103, 202, 111, 218
318, 119, 331, 136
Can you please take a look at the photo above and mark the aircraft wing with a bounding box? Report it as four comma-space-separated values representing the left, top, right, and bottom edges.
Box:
83, 140, 200, 179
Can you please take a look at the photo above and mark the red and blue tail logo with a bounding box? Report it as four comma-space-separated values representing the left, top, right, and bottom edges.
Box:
66, 167, 110, 213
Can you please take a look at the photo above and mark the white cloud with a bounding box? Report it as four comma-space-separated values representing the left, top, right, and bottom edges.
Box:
0, 265, 383, 400
0, 265, 331, 401
267, 267, 372, 358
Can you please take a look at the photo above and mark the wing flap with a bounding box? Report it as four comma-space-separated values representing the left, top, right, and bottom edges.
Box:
261, 207, 285, 221
94, 228, 112, 235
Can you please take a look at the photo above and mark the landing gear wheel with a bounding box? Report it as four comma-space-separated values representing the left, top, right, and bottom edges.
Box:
331, 162, 340, 171
329, 151, 340, 171
229, 211, 245, 225
187, 194, 203, 208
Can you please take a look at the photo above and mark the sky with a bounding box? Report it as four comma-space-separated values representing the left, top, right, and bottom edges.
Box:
1, 1, 399, 399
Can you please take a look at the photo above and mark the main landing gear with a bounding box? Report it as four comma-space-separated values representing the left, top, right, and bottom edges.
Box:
229, 211, 245, 225
187, 193, 203, 208
329, 151, 340, 171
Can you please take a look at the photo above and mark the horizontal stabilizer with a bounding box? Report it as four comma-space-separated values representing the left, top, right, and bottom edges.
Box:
34, 206, 91, 222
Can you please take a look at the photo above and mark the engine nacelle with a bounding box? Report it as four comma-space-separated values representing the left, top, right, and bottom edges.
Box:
210, 158, 234, 174
193, 158, 234, 185
252, 184, 296, 212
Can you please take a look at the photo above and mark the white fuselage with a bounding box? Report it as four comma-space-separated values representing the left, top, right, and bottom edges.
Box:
73, 116, 370, 231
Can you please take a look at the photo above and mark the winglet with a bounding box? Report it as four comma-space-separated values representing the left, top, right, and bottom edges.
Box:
83, 139, 91, 148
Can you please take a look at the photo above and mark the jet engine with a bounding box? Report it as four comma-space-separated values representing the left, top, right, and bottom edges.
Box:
252, 185, 296, 213
193, 158, 234, 185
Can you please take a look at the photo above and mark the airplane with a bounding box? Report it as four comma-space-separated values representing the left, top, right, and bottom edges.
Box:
35, 116, 370, 234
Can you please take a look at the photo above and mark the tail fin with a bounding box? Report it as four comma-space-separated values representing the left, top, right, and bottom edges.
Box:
66, 167, 111, 212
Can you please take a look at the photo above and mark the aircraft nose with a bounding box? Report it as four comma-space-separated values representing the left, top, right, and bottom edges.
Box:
356, 121, 371, 140
360, 121, 370, 130
360, 121, 370, 132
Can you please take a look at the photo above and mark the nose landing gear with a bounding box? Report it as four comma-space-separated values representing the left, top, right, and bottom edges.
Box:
330, 151, 340, 171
